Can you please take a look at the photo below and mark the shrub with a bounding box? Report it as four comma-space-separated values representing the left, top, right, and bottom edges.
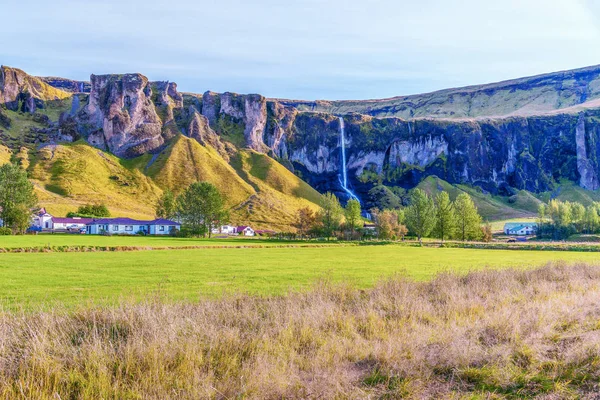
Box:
0, 226, 12, 235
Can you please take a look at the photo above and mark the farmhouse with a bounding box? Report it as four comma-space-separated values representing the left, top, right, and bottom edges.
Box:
237, 226, 255, 236
212, 225, 238, 235
504, 222, 538, 236
86, 218, 180, 235
33, 208, 53, 230
51, 217, 93, 232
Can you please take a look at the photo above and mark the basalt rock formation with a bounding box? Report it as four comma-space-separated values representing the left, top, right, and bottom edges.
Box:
3, 63, 600, 208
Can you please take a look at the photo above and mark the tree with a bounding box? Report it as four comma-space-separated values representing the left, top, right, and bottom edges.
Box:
571, 202, 586, 231
176, 182, 228, 237
481, 222, 493, 242
0, 163, 37, 234
318, 192, 343, 239
405, 189, 435, 244
453, 193, 482, 241
344, 199, 362, 238
432, 191, 456, 242
583, 205, 599, 234
294, 206, 317, 238
372, 208, 407, 240
68, 203, 111, 218
156, 189, 176, 219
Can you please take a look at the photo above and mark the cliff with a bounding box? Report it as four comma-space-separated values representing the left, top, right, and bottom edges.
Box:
3, 64, 600, 221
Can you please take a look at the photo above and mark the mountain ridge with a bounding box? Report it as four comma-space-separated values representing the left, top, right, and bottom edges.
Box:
4, 63, 600, 226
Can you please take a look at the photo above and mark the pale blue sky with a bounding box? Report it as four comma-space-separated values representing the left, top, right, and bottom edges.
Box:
1, 0, 600, 99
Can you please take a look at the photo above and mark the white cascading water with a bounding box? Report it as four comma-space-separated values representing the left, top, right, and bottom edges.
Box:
338, 117, 360, 203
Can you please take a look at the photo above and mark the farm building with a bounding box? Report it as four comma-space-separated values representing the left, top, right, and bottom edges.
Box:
212, 225, 238, 235
51, 217, 93, 232
33, 208, 53, 230
237, 226, 255, 236
86, 218, 180, 235
503, 222, 538, 236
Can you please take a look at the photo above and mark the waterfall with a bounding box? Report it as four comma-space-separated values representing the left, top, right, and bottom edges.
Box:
338, 117, 360, 203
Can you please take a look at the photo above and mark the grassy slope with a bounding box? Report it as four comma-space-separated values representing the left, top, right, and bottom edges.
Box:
0, 245, 599, 307
146, 135, 254, 205
416, 176, 539, 220
539, 180, 600, 205
230, 150, 322, 229
28, 142, 162, 219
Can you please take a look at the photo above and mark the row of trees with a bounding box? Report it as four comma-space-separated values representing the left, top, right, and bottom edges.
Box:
295, 189, 487, 242
156, 182, 228, 237
399, 189, 486, 243
537, 200, 600, 239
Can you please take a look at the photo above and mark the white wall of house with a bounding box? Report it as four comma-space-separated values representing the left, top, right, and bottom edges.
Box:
87, 223, 149, 235
53, 222, 85, 230
149, 224, 177, 235
240, 227, 255, 236
34, 213, 53, 229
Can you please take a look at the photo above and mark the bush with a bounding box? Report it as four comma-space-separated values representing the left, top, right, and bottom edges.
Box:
0, 227, 12, 235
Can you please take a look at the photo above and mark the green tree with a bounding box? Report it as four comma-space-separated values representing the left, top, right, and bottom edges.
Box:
69, 203, 111, 218
0, 163, 37, 234
453, 193, 482, 241
432, 191, 456, 242
583, 205, 599, 234
318, 192, 343, 239
344, 199, 362, 238
405, 189, 435, 244
156, 189, 177, 219
176, 182, 228, 237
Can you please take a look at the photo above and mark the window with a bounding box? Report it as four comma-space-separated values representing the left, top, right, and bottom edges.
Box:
125, 226, 133, 231
113, 225, 119, 231
159, 226, 165, 231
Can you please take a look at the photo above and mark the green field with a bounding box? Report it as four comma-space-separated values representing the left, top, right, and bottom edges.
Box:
2, 245, 600, 309
0, 235, 331, 249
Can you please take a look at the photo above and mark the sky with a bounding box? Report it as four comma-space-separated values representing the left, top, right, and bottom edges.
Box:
1, 0, 600, 100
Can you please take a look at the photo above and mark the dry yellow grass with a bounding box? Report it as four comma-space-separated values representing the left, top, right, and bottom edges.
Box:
146, 135, 254, 205
0, 145, 10, 165
28, 143, 162, 218
1, 263, 600, 398
230, 150, 321, 229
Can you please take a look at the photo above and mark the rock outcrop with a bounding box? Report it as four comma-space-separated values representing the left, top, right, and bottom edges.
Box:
3, 64, 600, 205
77, 73, 164, 157
40, 77, 91, 93
0, 66, 70, 113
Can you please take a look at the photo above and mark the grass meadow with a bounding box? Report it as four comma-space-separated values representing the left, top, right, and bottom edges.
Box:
3, 263, 600, 398
1, 244, 600, 308
4, 237, 600, 397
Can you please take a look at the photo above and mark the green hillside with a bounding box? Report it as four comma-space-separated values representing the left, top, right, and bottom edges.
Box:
416, 176, 540, 220
18, 136, 321, 228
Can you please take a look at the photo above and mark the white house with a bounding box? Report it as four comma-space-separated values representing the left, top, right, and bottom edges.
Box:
212, 225, 238, 235
237, 226, 255, 236
504, 222, 538, 236
51, 217, 93, 232
86, 218, 180, 235
33, 208, 53, 230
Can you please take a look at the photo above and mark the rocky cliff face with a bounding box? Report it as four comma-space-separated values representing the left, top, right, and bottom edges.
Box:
0, 66, 70, 113
3, 64, 600, 206
77, 73, 166, 157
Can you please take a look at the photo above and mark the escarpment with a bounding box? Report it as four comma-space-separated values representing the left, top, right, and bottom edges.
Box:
3, 64, 600, 208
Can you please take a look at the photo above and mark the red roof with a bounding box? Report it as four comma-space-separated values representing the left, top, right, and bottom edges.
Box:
236, 226, 253, 233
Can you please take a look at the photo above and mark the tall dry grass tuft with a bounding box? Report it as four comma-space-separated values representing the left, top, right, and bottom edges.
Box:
2, 263, 600, 398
